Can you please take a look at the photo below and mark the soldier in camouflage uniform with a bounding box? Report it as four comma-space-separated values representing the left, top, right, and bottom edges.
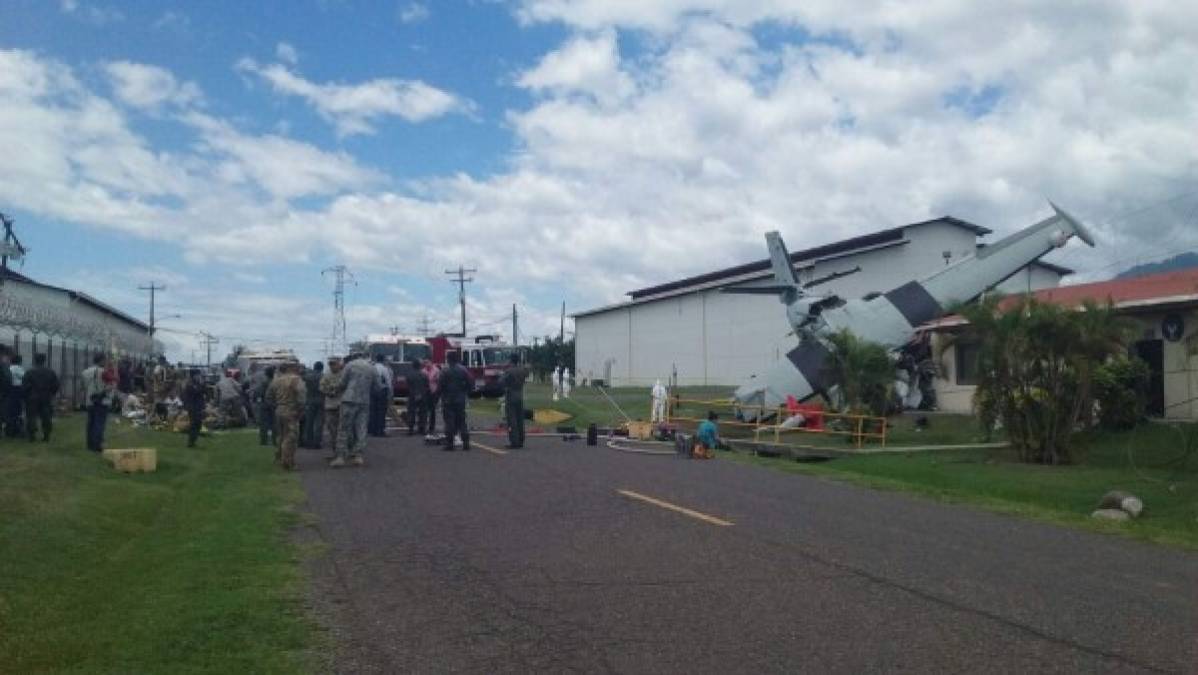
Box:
319, 358, 344, 459
266, 362, 306, 470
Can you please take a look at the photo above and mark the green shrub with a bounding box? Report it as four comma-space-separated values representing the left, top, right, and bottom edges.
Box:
1092, 356, 1150, 430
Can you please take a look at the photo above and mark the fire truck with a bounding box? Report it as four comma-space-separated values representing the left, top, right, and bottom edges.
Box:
365, 334, 526, 399
364, 335, 432, 398
426, 334, 526, 398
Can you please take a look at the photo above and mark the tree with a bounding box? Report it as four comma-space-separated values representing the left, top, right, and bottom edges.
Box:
526, 337, 575, 382
223, 344, 247, 369
959, 295, 1134, 464
823, 329, 894, 416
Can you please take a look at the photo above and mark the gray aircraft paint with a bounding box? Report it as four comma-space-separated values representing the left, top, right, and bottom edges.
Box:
731, 203, 1096, 413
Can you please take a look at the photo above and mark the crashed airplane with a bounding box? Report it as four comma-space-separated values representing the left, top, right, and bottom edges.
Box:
726, 203, 1096, 414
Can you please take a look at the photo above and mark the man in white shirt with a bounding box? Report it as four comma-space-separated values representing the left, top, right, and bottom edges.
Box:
369, 354, 392, 437
81, 353, 113, 452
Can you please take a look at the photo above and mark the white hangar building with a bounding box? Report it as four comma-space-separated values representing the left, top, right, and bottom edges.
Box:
573, 217, 1071, 387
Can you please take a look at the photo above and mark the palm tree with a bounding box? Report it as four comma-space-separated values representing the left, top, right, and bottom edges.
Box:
959, 295, 1133, 464
823, 329, 894, 416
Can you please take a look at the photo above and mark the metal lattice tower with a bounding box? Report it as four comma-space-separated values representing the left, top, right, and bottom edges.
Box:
322, 265, 356, 355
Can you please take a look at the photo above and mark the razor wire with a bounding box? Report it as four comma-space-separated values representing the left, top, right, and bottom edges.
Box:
0, 289, 156, 355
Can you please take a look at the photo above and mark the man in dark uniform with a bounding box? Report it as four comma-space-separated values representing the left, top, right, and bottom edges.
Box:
0, 347, 12, 437
404, 358, 428, 436
438, 351, 473, 451
301, 362, 324, 448
500, 352, 528, 449
23, 353, 60, 442
181, 368, 206, 448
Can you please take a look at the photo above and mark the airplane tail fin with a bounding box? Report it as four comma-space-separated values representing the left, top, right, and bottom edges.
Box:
721, 231, 801, 303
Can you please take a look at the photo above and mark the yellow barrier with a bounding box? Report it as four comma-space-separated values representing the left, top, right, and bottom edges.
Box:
667, 396, 887, 449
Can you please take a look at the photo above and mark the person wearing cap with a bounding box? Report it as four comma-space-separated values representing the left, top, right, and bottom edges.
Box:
320, 357, 344, 458
334, 353, 375, 467
301, 361, 325, 448
438, 350, 473, 451
266, 362, 306, 470
22, 353, 60, 442
500, 352, 528, 449
404, 358, 429, 436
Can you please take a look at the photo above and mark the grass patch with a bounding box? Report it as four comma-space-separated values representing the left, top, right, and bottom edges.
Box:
483, 382, 734, 430
722, 421, 1198, 549
0, 413, 319, 673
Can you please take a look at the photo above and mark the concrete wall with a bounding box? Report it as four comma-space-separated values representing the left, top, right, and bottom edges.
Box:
576, 222, 1063, 388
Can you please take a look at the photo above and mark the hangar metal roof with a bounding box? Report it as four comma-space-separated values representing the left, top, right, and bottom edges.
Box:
625, 217, 992, 302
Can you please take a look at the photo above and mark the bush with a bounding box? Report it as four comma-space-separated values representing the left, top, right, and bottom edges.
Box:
961, 296, 1133, 464
824, 329, 895, 417
1092, 356, 1150, 430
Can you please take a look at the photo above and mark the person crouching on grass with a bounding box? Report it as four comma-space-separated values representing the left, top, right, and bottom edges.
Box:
694, 411, 721, 459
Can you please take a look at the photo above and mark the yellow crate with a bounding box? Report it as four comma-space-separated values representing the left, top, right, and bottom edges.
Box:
626, 421, 654, 440
102, 447, 158, 473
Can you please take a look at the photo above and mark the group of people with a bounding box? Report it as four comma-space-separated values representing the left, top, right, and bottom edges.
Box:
238, 350, 483, 468
0, 346, 61, 444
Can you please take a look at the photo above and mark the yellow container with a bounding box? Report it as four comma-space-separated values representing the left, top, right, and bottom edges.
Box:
102, 448, 158, 473
626, 421, 654, 440
533, 409, 572, 425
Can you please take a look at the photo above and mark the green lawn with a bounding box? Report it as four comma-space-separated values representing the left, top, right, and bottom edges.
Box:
0, 413, 319, 673
495, 382, 735, 430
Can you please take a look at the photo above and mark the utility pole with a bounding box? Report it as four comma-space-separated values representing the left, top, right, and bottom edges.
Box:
417, 313, 432, 337
389, 325, 400, 336
321, 265, 356, 355
512, 304, 518, 347
138, 282, 166, 338
559, 301, 565, 343
199, 331, 220, 367
0, 212, 28, 279
444, 266, 476, 337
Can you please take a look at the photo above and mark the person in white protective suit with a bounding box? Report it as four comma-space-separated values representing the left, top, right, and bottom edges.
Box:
650, 379, 668, 423
562, 369, 572, 398
552, 366, 562, 401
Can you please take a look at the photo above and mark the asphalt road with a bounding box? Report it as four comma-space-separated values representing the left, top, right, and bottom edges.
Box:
297, 425, 1198, 674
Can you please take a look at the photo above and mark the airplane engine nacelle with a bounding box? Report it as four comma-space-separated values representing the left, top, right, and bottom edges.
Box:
1049, 229, 1070, 248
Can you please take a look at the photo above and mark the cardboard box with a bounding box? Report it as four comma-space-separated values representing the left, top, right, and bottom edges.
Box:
102, 447, 158, 473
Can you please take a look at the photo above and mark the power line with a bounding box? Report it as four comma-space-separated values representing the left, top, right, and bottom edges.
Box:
199, 331, 220, 367
444, 265, 476, 337
137, 282, 166, 342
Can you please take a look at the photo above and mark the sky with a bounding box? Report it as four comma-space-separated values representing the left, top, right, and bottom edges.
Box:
1, 0, 1197, 363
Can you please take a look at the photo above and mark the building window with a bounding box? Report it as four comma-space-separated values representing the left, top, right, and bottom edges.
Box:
955, 341, 981, 386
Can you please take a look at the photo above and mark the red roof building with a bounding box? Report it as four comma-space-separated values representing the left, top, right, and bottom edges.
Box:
926, 267, 1198, 420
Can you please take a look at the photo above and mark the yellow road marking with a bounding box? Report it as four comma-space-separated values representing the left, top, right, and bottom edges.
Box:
616, 489, 733, 527
472, 441, 508, 456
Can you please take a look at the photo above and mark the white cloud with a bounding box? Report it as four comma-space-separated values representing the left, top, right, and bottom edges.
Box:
104, 61, 202, 110
235, 58, 470, 136
517, 29, 634, 106
59, 0, 123, 25
275, 42, 299, 65
152, 10, 190, 32
398, 2, 430, 24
